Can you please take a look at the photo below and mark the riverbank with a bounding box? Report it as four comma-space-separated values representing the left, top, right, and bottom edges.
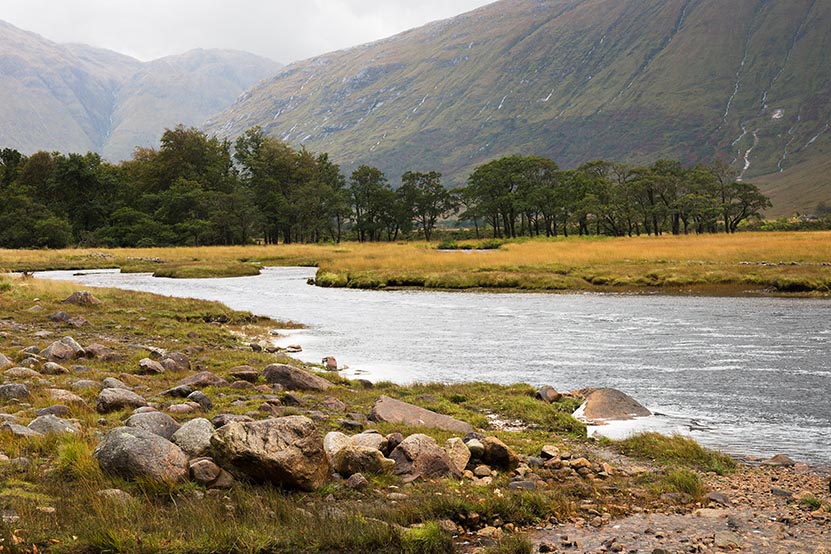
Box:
0, 274, 828, 553
2, 231, 831, 295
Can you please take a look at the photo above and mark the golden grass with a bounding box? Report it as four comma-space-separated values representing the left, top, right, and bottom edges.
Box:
2, 232, 830, 293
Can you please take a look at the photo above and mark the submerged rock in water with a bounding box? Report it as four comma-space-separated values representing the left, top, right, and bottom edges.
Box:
574, 388, 651, 422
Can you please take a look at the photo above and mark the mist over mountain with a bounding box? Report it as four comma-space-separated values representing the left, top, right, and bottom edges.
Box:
206, 0, 831, 215
0, 20, 281, 161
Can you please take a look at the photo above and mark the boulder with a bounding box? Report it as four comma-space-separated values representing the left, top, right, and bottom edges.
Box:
96, 488, 134, 504
444, 437, 471, 474
322, 356, 338, 371
210, 416, 328, 491
187, 390, 212, 410
170, 418, 214, 458
369, 395, 473, 433
481, 436, 519, 469
0, 383, 30, 400
332, 445, 395, 477
28, 415, 80, 435
94, 426, 188, 483
352, 430, 387, 452
161, 352, 190, 371
42, 337, 86, 362
36, 405, 72, 417
162, 385, 194, 398
41, 362, 69, 375
2, 422, 42, 437
576, 388, 651, 422
345, 472, 369, 489
189, 458, 233, 488
761, 454, 797, 467
465, 438, 485, 459
102, 377, 130, 390
228, 366, 259, 382
48, 311, 72, 323
0, 353, 13, 370
177, 371, 228, 389
262, 364, 332, 391
323, 431, 353, 464
137, 358, 165, 375
125, 411, 181, 440
85, 344, 122, 361
62, 291, 101, 305
536, 385, 561, 403
4, 367, 41, 379
95, 388, 148, 413
389, 433, 459, 479
211, 413, 254, 428
48, 388, 85, 406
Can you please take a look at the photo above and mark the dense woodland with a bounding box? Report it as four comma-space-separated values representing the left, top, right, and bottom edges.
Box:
0, 126, 778, 249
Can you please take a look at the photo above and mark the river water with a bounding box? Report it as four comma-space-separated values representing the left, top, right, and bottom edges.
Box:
36, 267, 831, 466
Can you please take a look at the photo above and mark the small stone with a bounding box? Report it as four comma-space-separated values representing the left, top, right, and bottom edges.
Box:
102, 377, 130, 390
465, 438, 485, 459
187, 391, 213, 410
62, 291, 101, 305
322, 356, 338, 371
540, 444, 560, 460
28, 415, 80, 435
346, 472, 369, 489
162, 385, 194, 398
138, 358, 165, 375
713, 530, 742, 549
41, 362, 69, 375
474, 464, 492, 478
96, 489, 134, 504
762, 454, 797, 467
536, 385, 561, 403
706, 491, 732, 506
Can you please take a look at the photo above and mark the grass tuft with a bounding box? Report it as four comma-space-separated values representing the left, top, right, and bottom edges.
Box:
615, 433, 736, 475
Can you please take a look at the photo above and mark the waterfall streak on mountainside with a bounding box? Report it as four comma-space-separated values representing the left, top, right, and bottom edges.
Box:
801, 122, 830, 150
739, 129, 760, 180
759, 0, 816, 112
777, 112, 802, 172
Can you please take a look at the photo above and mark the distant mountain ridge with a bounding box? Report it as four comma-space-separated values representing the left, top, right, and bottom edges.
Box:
0, 19, 281, 161
206, 0, 831, 215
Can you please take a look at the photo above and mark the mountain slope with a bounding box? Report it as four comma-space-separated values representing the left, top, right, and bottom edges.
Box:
0, 20, 281, 160
206, 0, 831, 212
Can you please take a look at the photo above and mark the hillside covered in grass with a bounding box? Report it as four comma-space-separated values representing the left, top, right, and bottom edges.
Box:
207, 0, 831, 215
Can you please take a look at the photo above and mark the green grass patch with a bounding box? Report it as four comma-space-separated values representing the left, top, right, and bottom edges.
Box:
615, 433, 736, 475
146, 261, 261, 278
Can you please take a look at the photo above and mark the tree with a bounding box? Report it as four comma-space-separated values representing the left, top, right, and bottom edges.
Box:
349, 165, 389, 242
399, 171, 453, 241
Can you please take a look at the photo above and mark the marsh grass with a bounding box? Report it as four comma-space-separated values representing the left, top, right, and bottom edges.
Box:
3, 232, 831, 293
615, 433, 736, 475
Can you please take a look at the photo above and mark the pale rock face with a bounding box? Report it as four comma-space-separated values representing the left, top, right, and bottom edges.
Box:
210, 416, 328, 491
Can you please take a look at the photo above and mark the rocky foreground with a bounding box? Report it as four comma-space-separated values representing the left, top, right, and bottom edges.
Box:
0, 282, 829, 553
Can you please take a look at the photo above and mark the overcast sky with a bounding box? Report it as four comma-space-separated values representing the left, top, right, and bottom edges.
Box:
1, 0, 495, 64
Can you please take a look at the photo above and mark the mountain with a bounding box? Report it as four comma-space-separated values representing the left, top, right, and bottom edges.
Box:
206, 0, 831, 215
0, 20, 281, 161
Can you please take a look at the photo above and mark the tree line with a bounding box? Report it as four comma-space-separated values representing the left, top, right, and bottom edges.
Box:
0, 125, 772, 249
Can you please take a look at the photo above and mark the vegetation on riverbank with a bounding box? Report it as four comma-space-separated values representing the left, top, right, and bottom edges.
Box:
2, 231, 830, 294
0, 274, 794, 554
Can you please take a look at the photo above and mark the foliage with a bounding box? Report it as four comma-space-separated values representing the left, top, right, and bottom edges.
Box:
615, 433, 736, 475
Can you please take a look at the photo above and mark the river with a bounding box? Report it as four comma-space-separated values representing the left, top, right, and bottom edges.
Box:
36, 267, 831, 466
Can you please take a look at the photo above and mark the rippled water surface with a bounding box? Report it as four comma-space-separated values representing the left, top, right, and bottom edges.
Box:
37, 267, 831, 465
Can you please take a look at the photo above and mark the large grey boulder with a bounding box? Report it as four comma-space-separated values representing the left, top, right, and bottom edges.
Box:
95, 388, 148, 413
94, 427, 188, 483
0, 383, 30, 400
210, 416, 328, 491
262, 364, 332, 391
48, 388, 85, 406
125, 411, 181, 440
41, 336, 86, 362
389, 433, 460, 479
4, 367, 41, 379
28, 415, 80, 435
332, 445, 395, 477
171, 418, 214, 458
41, 362, 69, 375
369, 396, 473, 433
576, 388, 651, 422
323, 431, 353, 465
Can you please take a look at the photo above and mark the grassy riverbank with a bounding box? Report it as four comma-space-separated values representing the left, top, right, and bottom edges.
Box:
0, 274, 828, 553
2, 232, 830, 295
